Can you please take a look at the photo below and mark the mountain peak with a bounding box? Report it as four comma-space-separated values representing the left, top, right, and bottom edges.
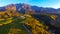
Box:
0, 3, 60, 14
5, 4, 16, 11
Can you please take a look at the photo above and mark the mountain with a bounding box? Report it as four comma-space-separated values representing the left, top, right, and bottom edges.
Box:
0, 3, 60, 14
5, 4, 16, 11
0, 3, 60, 34
0, 7, 5, 11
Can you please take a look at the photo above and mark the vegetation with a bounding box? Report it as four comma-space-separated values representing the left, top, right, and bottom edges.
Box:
22, 14, 50, 34
0, 10, 60, 34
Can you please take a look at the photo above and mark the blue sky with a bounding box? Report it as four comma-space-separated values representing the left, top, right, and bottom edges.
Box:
0, 0, 60, 8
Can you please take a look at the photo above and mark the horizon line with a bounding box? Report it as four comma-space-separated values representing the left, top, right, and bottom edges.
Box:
0, 3, 59, 9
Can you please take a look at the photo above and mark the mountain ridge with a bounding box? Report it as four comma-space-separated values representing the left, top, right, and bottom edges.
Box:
0, 3, 60, 14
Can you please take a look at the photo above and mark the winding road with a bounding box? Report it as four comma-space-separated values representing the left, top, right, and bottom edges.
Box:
23, 24, 32, 34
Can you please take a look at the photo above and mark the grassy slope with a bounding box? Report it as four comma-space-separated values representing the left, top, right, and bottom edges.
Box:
0, 16, 29, 34
0, 14, 51, 34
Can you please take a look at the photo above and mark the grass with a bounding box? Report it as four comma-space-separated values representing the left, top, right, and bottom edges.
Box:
0, 18, 13, 26
0, 16, 29, 34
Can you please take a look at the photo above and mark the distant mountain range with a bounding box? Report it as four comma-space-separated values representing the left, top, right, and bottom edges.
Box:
0, 3, 60, 14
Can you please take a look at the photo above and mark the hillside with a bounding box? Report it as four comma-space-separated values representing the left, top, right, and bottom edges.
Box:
0, 3, 60, 34
0, 11, 51, 34
0, 9, 60, 34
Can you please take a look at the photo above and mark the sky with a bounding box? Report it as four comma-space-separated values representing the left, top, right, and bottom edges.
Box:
0, 0, 60, 8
